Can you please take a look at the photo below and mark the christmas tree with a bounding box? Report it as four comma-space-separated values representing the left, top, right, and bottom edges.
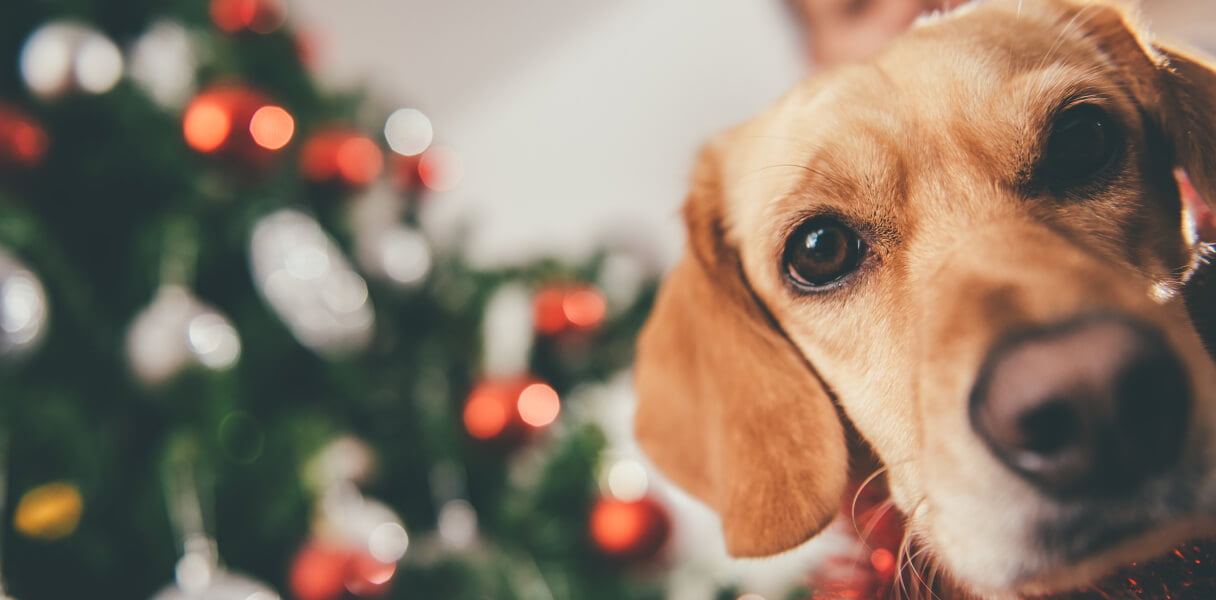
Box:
0, 2, 689, 598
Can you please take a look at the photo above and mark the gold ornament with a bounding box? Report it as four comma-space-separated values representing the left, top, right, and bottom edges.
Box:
14, 481, 83, 541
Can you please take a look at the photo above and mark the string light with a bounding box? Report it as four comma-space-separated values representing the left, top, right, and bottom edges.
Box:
183, 98, 231, 153
249, 105, 294, 150
517, 383, 560, 427
383, 108, 432, 156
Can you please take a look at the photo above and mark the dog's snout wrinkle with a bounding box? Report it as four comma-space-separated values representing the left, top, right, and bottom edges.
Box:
970, 314, 1191, 498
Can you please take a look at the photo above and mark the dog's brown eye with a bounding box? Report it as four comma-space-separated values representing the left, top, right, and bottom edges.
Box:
1041, 104, 1122, 188
783, 217, 865, 289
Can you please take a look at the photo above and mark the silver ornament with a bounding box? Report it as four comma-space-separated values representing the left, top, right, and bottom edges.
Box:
249, 209, 374, 354
20, 21, 123, 99
0, 249, 48, 361
317, 485, 409, 564
126, 285, 241, 386
128, 20, 199, 110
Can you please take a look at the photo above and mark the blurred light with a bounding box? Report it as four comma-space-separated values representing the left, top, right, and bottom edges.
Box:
75, 34, 124, 94
563, 287, 606, 328
368, 522, 409, 563
417, 146, 462, 191
336, 137, 382, 185
437, 499, 478, 550
249, 105, 294, 150
463, 387, 508, 440
13, 481, 83, 541
306, 436, 375, 490
285, 245, 329, 280
188, 313, 240, 369
2, 274, 46, 343
129, 20, 198, 110
738, 595, 766, 600
219, 411, 265, 464
384, 108, 432, 156
20, 22, 123, 98
3, 117, 49, 166
590, 499, 645, 554
517, 383, 559, 427
606, 459, 649, 502
184, 99, 231, 152
870, 548, 895, 573
211, 0, 286, 34
320, 271, 369, 314
344, 554, 395, 597
378, 228, 431, 285
533, 287, 567, 335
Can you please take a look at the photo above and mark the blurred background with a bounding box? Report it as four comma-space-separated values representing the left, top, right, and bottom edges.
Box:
0, 1, 1213, 600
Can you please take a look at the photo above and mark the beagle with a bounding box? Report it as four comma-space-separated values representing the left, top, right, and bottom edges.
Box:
634, 0, 1216, 597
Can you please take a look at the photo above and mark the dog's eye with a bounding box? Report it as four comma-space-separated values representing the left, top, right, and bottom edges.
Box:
1041, 104, 1122, 187
783, 217, 865, 289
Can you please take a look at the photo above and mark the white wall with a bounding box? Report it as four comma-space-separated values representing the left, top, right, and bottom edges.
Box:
290, 0, 805, 268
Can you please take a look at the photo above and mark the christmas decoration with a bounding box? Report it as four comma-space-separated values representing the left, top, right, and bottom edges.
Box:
589, 495, 670, 561
533, 283, 607, 336
0, 3, 662, 599
300, 128, 383, 187
126, 285, 241, 386
0, 250, 48, 361
416, 146, 463, 192
183, 84, 294, 170
462, 377, 561, 442
249, 209, 374, 354
128, 20, 200, 110
19, 21, 123, 99
383, 108, 433, 157
13, 482, 82, 542
210, 0, 287, 35
0, 104, 48, 171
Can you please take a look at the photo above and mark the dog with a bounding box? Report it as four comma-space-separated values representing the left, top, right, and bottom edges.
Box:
633, 0, 1216, 597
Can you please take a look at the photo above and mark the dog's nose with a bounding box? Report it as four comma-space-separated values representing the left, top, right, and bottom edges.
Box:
969, 314, 1190, 497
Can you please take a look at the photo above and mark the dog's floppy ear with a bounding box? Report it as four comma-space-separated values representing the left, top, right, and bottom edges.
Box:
1063, 0, 1216, 206
634, 141, 848, 557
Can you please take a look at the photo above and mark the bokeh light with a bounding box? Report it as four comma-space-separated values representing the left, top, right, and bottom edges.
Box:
183, 99, 231, 152
211, 0, 286, 34
20, 22, 123, 98
188, 312, 241, 369
463, 386, 509, 440
383, 108, 433, 156
437, 499, 478, 550
376, 228, 431, 286
249, 105, 294, 150
0, 106, 50, 168
517, 382, 560, 427
590, 499, 646, 554
14, 481, 83, 541
606, 459, 648, 502
218, 411, 265, 464
336, 136, 382, 185
563, 287, 607, 328
417, 146, 463, 191
367, 522, 409, 563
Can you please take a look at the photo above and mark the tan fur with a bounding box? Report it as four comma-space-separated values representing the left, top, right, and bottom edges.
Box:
635, 0, 1216, 596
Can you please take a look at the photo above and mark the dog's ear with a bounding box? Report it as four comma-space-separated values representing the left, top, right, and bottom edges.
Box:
1063, 0, 1216, 206
634, 141, 848, 557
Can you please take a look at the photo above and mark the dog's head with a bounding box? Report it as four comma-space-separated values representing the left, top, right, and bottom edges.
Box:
634, 0, 1216, 595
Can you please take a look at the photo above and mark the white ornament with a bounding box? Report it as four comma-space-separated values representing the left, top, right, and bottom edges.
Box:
126, 285, 241, 385
0, 249, 48, 361
20, 21, 123, 99
129, 20, 199, 110
249, 209, 374, 354
317, 485, 409, 563
151, 560, 279, 600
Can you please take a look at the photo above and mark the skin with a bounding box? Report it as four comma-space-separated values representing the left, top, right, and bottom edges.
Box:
635, 0, 1216, 597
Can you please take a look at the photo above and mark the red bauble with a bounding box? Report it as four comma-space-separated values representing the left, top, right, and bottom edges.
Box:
290, 543, 351, 600
462, 377, 561, 443
0, 103, 48, 171
300, 128, 383, 188
183, 84, 294, 174
210, 0, 286, 34
589, 495, 671, 561
533, 284, 607, 336
289, 542, 397, 600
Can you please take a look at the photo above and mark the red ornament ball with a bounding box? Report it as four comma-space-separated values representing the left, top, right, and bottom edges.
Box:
462, 377, 561, 442
533, 284, 607, 336
0, 103, 48, 170
289, 542, 397, 600
300, 128, 383, 188
290, 543, 351, 600
589, 495, 671, 561
183, 84, 294, 173
210, 0, 286, 34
